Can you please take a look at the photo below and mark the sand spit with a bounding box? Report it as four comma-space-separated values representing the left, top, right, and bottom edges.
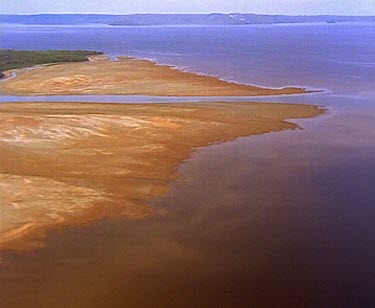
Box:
0, 102, 323, 250
0, 57, 307, 96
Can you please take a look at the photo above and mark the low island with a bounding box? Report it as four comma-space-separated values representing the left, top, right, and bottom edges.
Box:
0, 51, 308, 96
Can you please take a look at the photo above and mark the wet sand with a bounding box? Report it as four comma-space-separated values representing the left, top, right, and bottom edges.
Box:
0, 102, 323, 250
0, 57, 307, 96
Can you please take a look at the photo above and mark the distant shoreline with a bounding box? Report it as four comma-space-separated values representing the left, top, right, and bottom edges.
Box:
1, 13, 374, 26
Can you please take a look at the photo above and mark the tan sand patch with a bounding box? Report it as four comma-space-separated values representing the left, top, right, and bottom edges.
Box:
0, 102, 323, 250
0, 57, 308, 96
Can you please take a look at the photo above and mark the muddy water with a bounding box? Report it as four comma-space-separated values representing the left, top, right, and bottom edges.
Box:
1, 99, 375, 307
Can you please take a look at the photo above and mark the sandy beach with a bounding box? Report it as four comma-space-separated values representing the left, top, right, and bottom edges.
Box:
0, 101, 323, 250
0, 56, 308, 96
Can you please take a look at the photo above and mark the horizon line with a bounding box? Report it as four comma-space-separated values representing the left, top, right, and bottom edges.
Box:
1, 12, 375, 17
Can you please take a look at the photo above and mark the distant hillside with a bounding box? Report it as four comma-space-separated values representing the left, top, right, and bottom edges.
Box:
1, 14, 374, 26
0, 14, 115, 25
107, 14, 375, 26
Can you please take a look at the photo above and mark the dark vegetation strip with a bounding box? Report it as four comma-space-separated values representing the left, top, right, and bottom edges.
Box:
0, 49, 102, 79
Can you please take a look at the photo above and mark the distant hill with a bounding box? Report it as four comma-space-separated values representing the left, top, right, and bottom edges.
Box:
1, 14, 374, 26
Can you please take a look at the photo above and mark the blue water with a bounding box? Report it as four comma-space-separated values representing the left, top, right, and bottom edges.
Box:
1, 23, 375, 93
1, 23, 375, 307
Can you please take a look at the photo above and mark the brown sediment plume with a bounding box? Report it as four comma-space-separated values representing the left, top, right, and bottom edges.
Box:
0, 102, 323, 251
0, 57, 307, 96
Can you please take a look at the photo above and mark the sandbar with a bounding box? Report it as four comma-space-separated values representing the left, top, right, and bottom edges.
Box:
0, 57, 308, 96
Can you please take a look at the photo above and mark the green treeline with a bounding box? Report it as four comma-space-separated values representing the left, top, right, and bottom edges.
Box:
0, 49, 102, 78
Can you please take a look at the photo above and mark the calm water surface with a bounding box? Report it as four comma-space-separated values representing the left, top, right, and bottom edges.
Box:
1, 23, 375, 307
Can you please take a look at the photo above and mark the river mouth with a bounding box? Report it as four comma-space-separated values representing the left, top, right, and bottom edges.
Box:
1, 22, 375, 307
1, 78, 374, 308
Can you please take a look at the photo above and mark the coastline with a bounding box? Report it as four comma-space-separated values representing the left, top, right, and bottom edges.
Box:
0, 54, 324, 250
0, 101, 324, 250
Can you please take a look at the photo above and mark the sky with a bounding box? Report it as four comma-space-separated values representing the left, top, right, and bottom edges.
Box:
0, 0, 374, 15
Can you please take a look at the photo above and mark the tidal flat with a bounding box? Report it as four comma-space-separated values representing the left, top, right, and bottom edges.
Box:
0, 101, 322, 250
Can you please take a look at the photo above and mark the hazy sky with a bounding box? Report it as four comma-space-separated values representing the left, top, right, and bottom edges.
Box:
0, 0, 374, 15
